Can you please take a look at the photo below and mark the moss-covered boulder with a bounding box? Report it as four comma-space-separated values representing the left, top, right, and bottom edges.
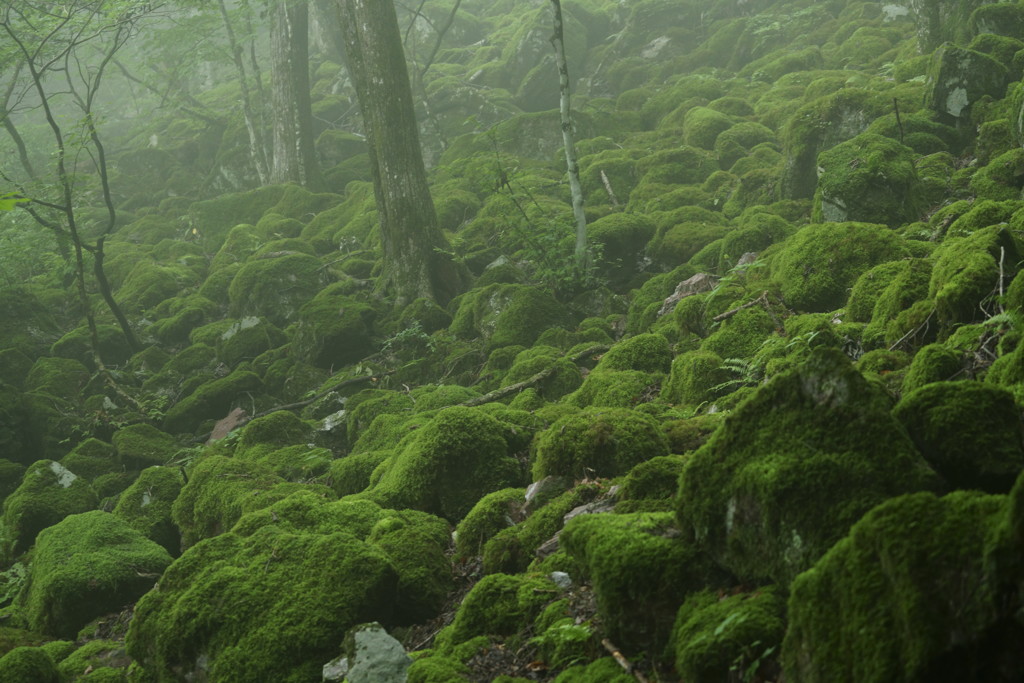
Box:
928, 224, 1021, 330
359, 406, 522, 522
770, 222, 910, 312
50, 324, 133, 371
677, 348, 940, 585
227, 252, 326, 326
893, 381, 1024, 493
58, 438, 118, 481
561, 512, 723, 657
216, 316, 287, 367
162, 369, 263, 435
900, 343, 962, 393
670, 586, 786, 683
814, 133, 922, 227
16, 511, 171, 638
661, 350, 731, 406
112, 466, 185, 555
111, 423, 179, 470
291, 284, 376, 369
24, 357, 89, 403
453, 488, 526, 560
450, 284, 571, 351
127, 497, 400, 681
924, 43, 1010, 122
532, 407, 669, 480
782, 490, 1009, 682
1, 460, 98, 561
0, 646, 60, 683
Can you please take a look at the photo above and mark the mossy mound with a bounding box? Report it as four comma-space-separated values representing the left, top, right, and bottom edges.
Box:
814, 133, 922, 227
454, 488, 526, 560
532, 407, 669, 480
670, 586, 786, 682
0, 646, 59, 683
359, 406, 523, 523
50, 324, 133, 370
893, 381, 1024, 493
1, 460, 98, 561
111, 423, 179, 470
162, 369, 263, 435
783, 490, 1012, 682
227, 252, 327, 327
58, 438, 118, 481
661, 350, 731, 407
450, 284, 572, 351
24, 357, 90, 402
676, 348, 940, 585
216, 317, 287, 367
16, 511, 171, 638
900, 343, 962, 393
112, 466, 186, 555
127, 500, 400, 681
561, 512, 723, 657
770, 222, 910, 312
291, 283, 377, 369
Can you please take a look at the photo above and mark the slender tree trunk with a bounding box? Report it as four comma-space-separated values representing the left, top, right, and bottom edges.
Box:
337, 0, 463, 306
270, 0, 323, 190
218, 0, 270, 184
549, 0, 588, 270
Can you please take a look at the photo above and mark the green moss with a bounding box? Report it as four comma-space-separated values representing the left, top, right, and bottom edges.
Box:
561, 512, 721, 657
111, 466, 185, 555
126, 518, 398, 680
499, 347, 582, 401
368, 509, 452, 624
782, 490, 1004, 682
434, 573, 555, 652
894, 381, 1023, 493
680, 107, 734, 150
814, 133, 923, 227
929, 225, 1021, 329
361, 406, 522, 522
924, 44, 1009, 122
1, 460, 98, 561
701, 306, 777, 359
17, 511, 171, 638
771, 222, 910, 312
227, 253, 326, 327
170, 455, 285, 548
50, 324, 132, 371
0, 647, 59, 683
670, 586, 786, 682
615, 455, 686, 513
116, 261, 200, 314
215, 317, 286, 367
661, 350, 731, 406
24, 357, 89, 402
450, 284, 571, 351
454, 488, 526, 559
553, 656, 634, 682
596, 333, 671, 374
900, 343, 962, 394
58, 438, 117, 481
564, 368, 660, 409
345, 390, 415, 448
162, 369, 263, 435
407, 653, 472, 682
677, 348, 940, 585
111, 423, 179, 470
290, 283, 376, 369
532, 407, 668, 480
56, 640, 127, 680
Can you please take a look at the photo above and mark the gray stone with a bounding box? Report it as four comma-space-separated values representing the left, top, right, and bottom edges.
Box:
342, 622, 411, 683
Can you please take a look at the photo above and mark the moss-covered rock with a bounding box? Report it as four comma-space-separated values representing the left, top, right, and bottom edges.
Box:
291, 283, 376, 369
670, 586, 786, 683
360, 406, 522, 522
900, 343, 962, 393
782, 490, 1008, 682
127, 500, 399, 681
661, 350, 731, 406
770, 222, 910, 312
561, 512, 722, 657
111, 423, 179, 470
532, 407, 669, 480
215, 317, 286, 367
16, 511, 171, 638
112, 466, 185, 555
450, 284, 571, 351
227, 252, 326, 327
162, 369, 263, 435
1, 460, 98, 561
454, 488, 526, 560
24, 357, 90, 403
0, 646, 59, 683
587, 213, 657, 284
58, 438, 118, 481
595, 333, 671, 374
677, 348, 940, 585
50, 325, 133, 371
814, 133, 923, 227
928, 224, 1021, 330
894, 381, 1024, 493
924, 43, 1010, 122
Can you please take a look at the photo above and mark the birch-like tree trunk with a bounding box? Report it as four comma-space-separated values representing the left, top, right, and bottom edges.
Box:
550, 0, 589, 270
336, 0, 462, 305
270, 0, 323, 190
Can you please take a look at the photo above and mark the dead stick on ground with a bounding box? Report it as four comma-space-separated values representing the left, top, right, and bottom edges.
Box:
712, 290, 769, 323
461, 343, 611, 407
601, 638, 649, 683
888, 309, 934, 352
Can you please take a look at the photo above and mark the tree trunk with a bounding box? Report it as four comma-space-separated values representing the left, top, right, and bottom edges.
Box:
336, 0, 463, 306
549, 0, 589, 270
270, 0, 323, 190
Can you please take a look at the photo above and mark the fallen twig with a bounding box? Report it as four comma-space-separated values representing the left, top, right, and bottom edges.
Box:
601, 638, 649, 683
461, 344, 611, 407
